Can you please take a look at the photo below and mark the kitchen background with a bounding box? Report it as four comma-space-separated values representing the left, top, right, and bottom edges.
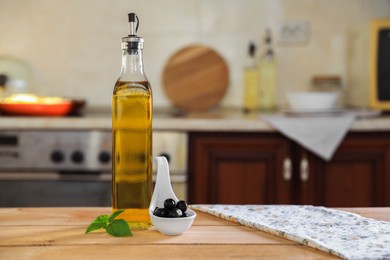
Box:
1, 0, 389, 110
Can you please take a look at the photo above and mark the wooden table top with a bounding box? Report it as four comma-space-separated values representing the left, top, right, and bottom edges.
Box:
0, 207, 389, 259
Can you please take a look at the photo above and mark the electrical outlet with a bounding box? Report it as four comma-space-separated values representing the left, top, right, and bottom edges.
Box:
278, 21, 310, 44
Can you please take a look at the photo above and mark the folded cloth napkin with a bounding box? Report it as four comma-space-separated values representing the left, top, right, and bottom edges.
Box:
192, 205, 390, 259
261, 113, 356, 161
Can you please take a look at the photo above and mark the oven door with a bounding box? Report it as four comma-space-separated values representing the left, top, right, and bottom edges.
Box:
0, 172, 111, 207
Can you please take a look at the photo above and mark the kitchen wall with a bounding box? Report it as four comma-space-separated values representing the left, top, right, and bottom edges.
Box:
1, 0, 389, 109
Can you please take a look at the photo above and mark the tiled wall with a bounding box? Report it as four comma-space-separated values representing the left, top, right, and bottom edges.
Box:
1, 0, 389, 109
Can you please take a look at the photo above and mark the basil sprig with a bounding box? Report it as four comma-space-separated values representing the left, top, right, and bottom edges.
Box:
85, 210, 132, 237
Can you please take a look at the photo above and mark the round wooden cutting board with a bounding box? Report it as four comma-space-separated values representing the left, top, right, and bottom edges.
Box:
162, 45, 229, 111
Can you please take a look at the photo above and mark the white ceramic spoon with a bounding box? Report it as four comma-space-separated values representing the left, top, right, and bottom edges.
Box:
149, 156, 196, 235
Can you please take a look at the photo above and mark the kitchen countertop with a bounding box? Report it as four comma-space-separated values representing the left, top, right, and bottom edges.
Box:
0, 207, 389, 259
0, 107, 389, 132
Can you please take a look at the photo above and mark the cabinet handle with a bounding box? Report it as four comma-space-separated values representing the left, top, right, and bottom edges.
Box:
283, 158, 292, 182
300, 156, 309, 182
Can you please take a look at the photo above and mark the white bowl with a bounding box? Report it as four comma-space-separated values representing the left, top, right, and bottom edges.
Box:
149, 156, 196, 236
150, 208, 196, 236
286, 91, 339, 111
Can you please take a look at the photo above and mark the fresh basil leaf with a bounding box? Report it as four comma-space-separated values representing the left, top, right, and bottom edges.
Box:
106, 219, 132, 237
85, 212, 132, 237
95, 214, 110, 224
85, 221, 106, 234
108, 210, 125, 223
85, 214, 110, 234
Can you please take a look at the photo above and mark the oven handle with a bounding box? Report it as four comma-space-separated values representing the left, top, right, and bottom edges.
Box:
0, 172, 111, 181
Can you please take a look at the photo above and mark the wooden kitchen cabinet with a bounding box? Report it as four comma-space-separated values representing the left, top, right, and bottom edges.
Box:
188, 132, 294, 205
188, 132, 390, 207
299, 132, 390, 207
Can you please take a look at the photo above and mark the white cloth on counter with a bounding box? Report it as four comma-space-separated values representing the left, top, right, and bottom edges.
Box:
192, 204, 390, 259
261, 113, 356, 161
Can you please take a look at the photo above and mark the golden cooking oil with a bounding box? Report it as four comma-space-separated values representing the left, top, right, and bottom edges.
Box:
112, 13, 152, 230
243, 68, 259, 112
259, 58, 276, 111
258, 28, 277, 112
243, 42, 259, 112
112, 81, 152, 230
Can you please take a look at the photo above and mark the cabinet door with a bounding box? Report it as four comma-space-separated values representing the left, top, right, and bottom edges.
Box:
299, 132, 390, 207
188, 132, 293, 204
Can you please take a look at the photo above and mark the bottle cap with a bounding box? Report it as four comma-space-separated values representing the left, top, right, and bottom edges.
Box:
264, 28, 273, 56
122, 13, 144, 50
248, 42, 256, 57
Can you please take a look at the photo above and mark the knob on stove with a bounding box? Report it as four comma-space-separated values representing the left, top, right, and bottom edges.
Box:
71, 151, 84, 164
99, 151, 111, 164
50, 150, 64, 163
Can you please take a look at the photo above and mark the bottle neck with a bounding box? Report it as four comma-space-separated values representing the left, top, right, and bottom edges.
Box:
120, 48, 146, 80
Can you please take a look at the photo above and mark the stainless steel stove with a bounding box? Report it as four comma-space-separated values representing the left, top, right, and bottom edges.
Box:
0, 114, 187, 207
0, 130, 112, 172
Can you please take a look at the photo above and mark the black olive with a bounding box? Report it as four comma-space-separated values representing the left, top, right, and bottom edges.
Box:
155, 198, 190, 218
154, 207, 169, 217
164, 198, 176, 210
176, 200, 188, 213
168, 208, 182, 218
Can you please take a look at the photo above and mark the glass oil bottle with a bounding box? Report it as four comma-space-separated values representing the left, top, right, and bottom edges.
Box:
243, 42, 259, 113
258, 28, 277, 111
112, 13, 152, 230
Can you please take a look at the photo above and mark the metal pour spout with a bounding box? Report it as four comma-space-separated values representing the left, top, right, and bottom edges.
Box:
128, 13, 139, 36
122, 13, 143, 51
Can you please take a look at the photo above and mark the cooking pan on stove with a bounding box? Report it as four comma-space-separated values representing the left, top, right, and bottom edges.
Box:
0, 102, 73, 116
0, 94, 86, 116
